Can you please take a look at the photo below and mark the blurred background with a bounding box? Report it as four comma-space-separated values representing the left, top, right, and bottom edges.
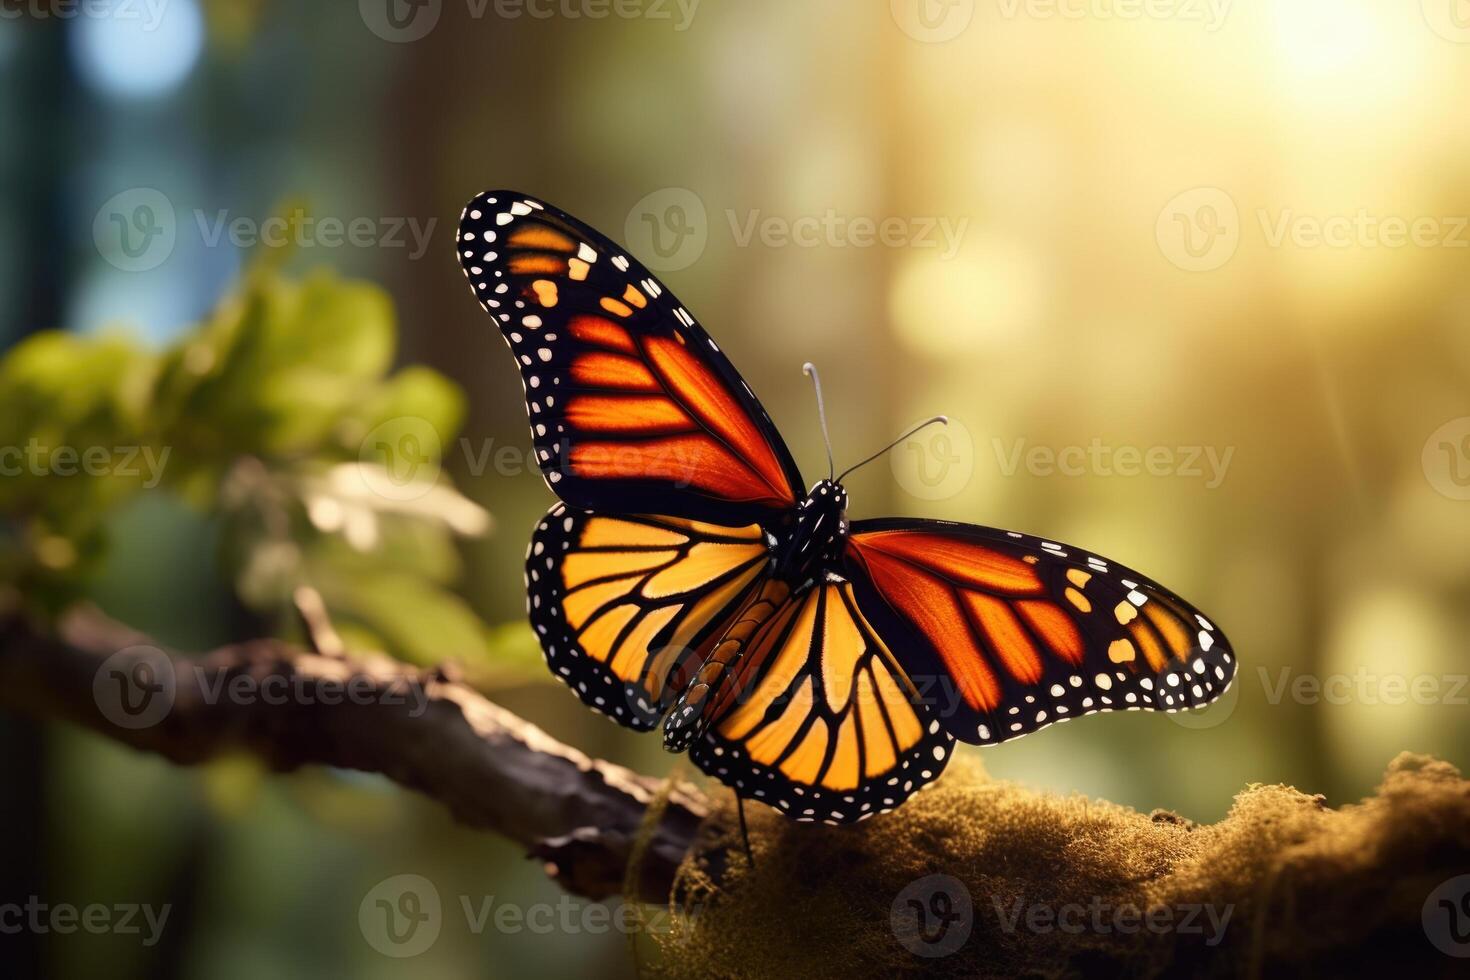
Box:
0, 0, 1468, 975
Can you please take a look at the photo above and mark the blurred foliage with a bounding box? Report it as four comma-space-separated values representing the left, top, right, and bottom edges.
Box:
0, 261, 510, 670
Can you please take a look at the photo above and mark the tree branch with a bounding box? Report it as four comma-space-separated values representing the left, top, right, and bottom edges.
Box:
0, 605, 709, 903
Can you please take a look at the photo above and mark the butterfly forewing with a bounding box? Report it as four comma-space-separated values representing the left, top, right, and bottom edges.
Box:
843, 519, 1236, 745
457, 191, 803, 526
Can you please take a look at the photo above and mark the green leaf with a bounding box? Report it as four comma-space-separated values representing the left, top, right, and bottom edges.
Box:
337, 365, 466, 456
171, 270, 397, 457
316, 569, 490, 667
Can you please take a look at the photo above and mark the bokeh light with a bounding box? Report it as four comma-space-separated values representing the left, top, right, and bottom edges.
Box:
70, 0, 204, 101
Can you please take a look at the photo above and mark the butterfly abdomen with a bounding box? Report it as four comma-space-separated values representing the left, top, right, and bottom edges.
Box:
663, 578, 793, 753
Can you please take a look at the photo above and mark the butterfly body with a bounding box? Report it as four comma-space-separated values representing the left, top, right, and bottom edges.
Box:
772, 479, 851, 582
662, 479, 850, 752
459, 190, 1237, 824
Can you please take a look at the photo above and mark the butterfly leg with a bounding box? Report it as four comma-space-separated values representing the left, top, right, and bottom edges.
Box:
737, 794, 756, 869
663, 579, 791, 753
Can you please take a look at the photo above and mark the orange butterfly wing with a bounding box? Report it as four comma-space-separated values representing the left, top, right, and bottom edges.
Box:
843, 519, 1235, 744
457, 191, 803, 525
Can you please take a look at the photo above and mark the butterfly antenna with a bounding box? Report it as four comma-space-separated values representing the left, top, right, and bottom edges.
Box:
836, 416, 949, 483
803, 362, 835, 480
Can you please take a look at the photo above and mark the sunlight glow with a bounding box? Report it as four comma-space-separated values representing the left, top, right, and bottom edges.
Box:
889, 236, 1045, 358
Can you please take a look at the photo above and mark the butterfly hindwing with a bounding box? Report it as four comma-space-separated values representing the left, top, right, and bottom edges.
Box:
688, 578, 956, 824
528, 504, 774, 730
457, 191, 803, 525
843, 519, 1236, 745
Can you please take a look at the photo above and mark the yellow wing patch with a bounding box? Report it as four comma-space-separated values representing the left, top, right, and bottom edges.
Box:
553, 512, 770, 704
713, 582, 941, 794
691, 579, 956, 824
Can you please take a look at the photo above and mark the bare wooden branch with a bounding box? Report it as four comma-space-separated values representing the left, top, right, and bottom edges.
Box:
0, 606, 709, 903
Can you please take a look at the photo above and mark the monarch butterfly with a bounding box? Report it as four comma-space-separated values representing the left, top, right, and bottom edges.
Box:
456, 191, 1236, 825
